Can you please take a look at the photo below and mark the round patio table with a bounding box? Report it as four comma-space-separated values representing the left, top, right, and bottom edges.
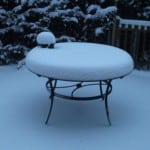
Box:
26, 42, 134, 125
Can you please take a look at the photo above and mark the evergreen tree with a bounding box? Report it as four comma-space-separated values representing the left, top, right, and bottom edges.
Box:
0, 0, 117, 64
116, 0, 150, 20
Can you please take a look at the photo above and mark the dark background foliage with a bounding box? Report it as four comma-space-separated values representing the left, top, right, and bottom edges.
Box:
0, 0, 149, 64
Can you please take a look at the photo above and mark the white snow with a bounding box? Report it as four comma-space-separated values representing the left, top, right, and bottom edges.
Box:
57, 35, 76, 42
49, 11, 59, 18
96, 6, 117, 17
21, 0, 26, 5
119, 17, 150, 29
0, 8, 7, 14
64, 17, 78, 23
85, 6, 117, 21
13, 5, 22, 13
26, 42, 133, 81
95, 27, 104, 36
54, 7, 84, 17
87, 4, 116, 15
142, 6, 150, 19
0, 65, 150, 150
36, 32, 56, 45
51, 0, 69, 6
29, 7, 50, 14
21, 0, 36, 6
85, 14, 92, 20
87, 4, 101, 14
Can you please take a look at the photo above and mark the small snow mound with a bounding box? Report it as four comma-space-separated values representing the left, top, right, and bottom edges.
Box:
87, 4, 101, 14
36, 32, 56, 47
95, 27, 104, 36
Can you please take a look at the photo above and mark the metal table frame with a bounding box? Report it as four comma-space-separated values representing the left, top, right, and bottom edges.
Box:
45, 78, 112, 126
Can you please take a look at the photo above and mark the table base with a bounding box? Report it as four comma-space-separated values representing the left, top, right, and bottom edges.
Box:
45, 78, 112, 126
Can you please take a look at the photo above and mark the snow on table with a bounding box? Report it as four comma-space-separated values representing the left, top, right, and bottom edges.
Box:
26, 42, 134, 81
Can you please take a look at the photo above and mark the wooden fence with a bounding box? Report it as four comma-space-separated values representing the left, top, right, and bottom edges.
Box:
107, 18, 150, 69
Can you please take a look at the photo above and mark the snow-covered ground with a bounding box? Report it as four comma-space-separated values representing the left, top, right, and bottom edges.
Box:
0, 65, 150, 150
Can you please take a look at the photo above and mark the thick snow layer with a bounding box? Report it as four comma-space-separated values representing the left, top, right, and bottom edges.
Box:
51, 0, 68, 5
87, 4, 101, 14
0, 66, 150, 150
96, 6, 117, 17
119, 17, 150, 28
0, 8, 7, 14
29, 7, 50, 14
26, 42, 134, 81
87, 5, 117, 16
36, 32, 56, 45
57, 35, 76, 42
85, 6, 117, 21
64, 17, 78, 23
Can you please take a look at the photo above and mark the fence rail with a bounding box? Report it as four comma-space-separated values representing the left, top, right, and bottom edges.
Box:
108, 18, 150, 69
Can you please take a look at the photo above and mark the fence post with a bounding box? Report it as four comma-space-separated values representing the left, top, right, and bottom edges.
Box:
110, 18, 150, 69
111, 16, 117, 46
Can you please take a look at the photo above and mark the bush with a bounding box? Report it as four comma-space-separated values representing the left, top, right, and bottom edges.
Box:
0, 0, 117, 64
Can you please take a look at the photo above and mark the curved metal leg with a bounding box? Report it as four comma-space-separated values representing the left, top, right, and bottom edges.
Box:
104, 94, 111, 126
45, 79, 112, 126
45, 95, 54, 124
99, 80, 112, 126
45, 79, 57, 124
104, 80, 112, 126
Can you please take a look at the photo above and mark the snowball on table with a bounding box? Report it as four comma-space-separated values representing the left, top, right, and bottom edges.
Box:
36, 32, 56, 46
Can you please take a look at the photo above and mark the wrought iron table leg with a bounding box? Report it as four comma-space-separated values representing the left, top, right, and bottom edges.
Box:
104, 80, 112, 126
45, 79, 57, 124
104, 94, 111, 126
45, 94, 54, 124
45, 79, 112, 126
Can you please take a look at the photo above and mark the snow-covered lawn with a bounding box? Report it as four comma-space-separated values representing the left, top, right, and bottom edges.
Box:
0, 65, 150, 150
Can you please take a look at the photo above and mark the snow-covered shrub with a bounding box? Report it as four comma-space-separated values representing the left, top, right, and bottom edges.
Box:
0, 0, 51, 64
48, 1, 117, 42
48, 5, 85, 40
0, 0, 19, 10
83, 5, 117, 43
0, 45, 27, 64
0, 0, 117, 65
116, 0, 150, 20
57, 35, 76, 42
139, 6, 150, 20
